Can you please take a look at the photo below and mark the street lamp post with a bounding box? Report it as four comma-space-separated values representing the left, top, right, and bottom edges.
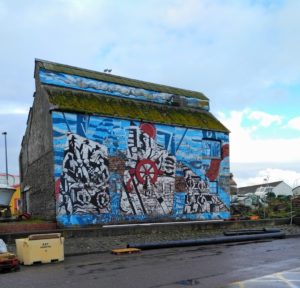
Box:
2, 132, 8, 186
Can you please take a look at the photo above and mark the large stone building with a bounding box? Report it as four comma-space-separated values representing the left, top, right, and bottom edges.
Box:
20, 59, 230, 226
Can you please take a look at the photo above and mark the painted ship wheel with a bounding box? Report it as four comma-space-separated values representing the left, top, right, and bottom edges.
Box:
135, 159, 159, 184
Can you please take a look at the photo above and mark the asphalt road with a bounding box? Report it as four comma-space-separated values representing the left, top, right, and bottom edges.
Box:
1, 237, 300, 288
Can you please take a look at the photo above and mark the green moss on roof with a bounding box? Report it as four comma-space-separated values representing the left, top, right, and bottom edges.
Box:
46, 88, 229, 133
36, 59, 208, 101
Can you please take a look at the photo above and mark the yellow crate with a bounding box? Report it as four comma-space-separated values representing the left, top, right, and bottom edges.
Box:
15, 233, 64, 265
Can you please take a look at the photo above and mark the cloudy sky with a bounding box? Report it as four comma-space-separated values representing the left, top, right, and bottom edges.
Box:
0, 0, 299, 188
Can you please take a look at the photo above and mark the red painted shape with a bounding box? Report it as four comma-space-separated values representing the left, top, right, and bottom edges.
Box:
129, 168, 136, 176
126, 179, 133, 193
206, 143, 229, 181
221, 143, 229, 159
135, 159, 159, 184
206, 159, 221, 181
55, 179, 61, 199
140, 123, 156, 139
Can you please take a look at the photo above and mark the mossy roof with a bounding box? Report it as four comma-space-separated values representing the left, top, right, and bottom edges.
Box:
36, 59, 208, 101
46, 88, 229, 133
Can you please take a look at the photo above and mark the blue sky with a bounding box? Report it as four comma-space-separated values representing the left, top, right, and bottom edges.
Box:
0, 0, 299, 188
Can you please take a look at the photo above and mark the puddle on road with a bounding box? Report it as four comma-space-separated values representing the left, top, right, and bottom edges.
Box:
76, 261, 103, 268
175, 278, 200, 286
224, 239, 271, 247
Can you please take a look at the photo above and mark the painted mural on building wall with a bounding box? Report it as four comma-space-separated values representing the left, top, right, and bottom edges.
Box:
120, 124, 176, 216
40, 69, 209, 110
58, 133, 110, 215
53, 111, 230, 226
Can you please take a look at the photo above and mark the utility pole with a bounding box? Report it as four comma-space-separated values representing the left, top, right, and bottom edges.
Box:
2, 132, 8, 186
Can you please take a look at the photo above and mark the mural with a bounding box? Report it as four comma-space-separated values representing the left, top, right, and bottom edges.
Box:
120, 123, 176, 216
58, 133, 110, 215
40, 69, 209, 110
183, 167, 228, 214
52, 111, 230, 226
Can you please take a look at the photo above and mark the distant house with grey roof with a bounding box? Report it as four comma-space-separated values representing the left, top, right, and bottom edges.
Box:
238, 181, 292, 198
20, 59, 230, 226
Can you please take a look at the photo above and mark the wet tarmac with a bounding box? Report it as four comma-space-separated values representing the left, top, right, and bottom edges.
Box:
1, 237, 300, 288
225, 266, 300, 288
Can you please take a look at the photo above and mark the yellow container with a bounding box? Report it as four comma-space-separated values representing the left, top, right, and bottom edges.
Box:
15, 233, 64, 265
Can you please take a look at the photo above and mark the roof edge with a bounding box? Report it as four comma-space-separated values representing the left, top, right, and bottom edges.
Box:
45, 86, 229, 133
35, 59, 209, 101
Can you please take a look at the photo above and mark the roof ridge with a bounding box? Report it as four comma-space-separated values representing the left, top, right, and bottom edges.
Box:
35, 59, 208, 100
239, 180, 283, 189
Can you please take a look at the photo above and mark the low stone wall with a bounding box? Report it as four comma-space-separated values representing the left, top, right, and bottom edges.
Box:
0, 218, 291, 240
0, 221, 57, 234
99, 218, 291, 237
1, 218, 297, 255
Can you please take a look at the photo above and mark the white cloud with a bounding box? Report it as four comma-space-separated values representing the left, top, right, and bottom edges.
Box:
0, 0, 300, 179
248, 111, 283, 127
237, 168, 300, 188
218, 109, 300, 163
0, 105, 28, 115
62, 0, 105, 21
220, 109, 300, 187
287, 116, 300, 131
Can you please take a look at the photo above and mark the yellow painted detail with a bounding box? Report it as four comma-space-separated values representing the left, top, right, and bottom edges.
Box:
111, 248, 141, 255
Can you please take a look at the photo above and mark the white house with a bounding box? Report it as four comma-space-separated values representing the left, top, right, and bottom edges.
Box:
238, 181, 293, 198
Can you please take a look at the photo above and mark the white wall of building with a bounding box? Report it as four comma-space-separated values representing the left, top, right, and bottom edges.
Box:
272, 182, 293, 197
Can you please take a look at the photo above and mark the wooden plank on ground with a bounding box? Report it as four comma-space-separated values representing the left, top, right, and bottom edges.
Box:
111, 248, 141, 255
